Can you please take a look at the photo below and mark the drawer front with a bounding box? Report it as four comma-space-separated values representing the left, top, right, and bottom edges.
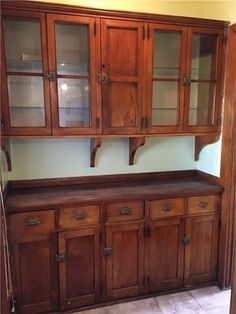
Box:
187, 195, 220, 215
8, 210, 55, 236
149, 198, 185, 219
59, 205, 100, 228
106, 201, 144, 223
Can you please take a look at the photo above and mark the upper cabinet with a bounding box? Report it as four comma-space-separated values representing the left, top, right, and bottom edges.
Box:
1, 3, 227, 138
101, 19, 144, 135
146, 24, 224, 134
1, 12, 51, 136
1, 11, 100, 136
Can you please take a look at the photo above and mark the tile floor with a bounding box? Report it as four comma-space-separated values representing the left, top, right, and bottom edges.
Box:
77, 286, 231, 314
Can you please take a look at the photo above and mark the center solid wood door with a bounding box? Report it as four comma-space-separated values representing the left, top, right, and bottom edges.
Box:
58, 227, 101, 311
105, 222, 145, 299
101, 19, 144, 135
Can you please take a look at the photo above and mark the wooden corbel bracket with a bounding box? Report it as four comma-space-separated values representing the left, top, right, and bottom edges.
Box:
1, 137, 12, 172
129, 137, 146, 165
195, 133, 221, 161
90, 137, 102, 167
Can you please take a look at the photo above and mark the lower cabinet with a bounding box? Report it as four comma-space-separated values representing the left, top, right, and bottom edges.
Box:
105, 222, 145, 299
7, 194, 221, 313
10, 233, 58, 313
58, 227, 101, 310
148, 218, 185, 292
184, 214, 219, 285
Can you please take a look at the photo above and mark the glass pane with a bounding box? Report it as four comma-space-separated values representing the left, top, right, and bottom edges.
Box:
4, 19, 42, 73
58, 78, 89, 127
153, 31, 181, 79
152, 81, 178, 125
8, 76, 45, 127
56, 23, 88, 75
189, 82, 214, 125
191, 33, 217, 80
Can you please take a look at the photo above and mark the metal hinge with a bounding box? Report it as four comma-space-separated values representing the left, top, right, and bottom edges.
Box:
141, 117, 148, 129
144, 226, 150, 237
1, 117, 5, 131
56, 254, 65, 263
143, 275, 150, 286
94, 23, 96, 36
223, 29, 228, 44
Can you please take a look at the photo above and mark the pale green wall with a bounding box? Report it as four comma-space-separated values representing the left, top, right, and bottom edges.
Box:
3, 1, 236, 182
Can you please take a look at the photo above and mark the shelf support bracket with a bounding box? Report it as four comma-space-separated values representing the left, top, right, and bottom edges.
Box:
195, 133, 220, 161
1, 137, 12, 172
129, 137, 146, 165
90, 137, 102, 167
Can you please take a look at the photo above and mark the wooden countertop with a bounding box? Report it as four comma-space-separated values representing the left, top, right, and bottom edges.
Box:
5, 172, 223, 213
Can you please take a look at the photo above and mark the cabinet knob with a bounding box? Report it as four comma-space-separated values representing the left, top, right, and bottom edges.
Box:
161, 204, 172, 212
182, 235, 191, 245
97, 72, 108, 83
56, 254, 65, 263
199, 201, 208, 208
26, 218, 40, 226
120, 207, 131, 215
103, 247, 112, 256
182, 76, 192, 85
73, 212, 85, 220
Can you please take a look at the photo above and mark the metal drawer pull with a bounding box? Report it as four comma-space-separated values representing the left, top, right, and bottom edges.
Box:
182, 235, 191, 244
26, 218, 40, 226
199, 201, 208, 208
162, 204, 172, 212
73, 212, 85, 220
103, 247, 112, 256
120, 207, 131, 215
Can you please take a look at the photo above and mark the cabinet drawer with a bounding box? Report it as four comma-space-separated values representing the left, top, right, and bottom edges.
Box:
149, 198, 184, 219
8, 210, 55, 236
106, 201, 144, 223
59, 205, 100, 228
187, 195, 220, 215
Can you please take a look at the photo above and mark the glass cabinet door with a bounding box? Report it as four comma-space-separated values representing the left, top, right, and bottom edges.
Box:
147, 25, 186, 133
2, 13, 51, 135
184, 28, 223, 131
47, 15, 99, 135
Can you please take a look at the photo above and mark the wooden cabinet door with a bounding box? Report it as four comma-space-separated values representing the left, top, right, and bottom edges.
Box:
58, 227, 101, 310
10, 233, 58, 313
184, 214, 219, 285
47, 14, 101, 135
148, 218, 185, 292
146, 24, 187, 134
105, 222, 145, 299
101, 19, 144, 135
183, 27, 224, 133
1, 11, 51, 136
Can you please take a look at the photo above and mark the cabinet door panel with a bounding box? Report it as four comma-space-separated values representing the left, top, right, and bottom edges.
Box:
11, 234, 58, 313
184, 28, 224, 132
148, 218, 184, 291
2, 11, 51, 135
106, 222, 144, 299
59, 227, 101, 310
184, 214, 219, 285
101, 19, 143, 135
146, 24, 187, 134
47, 14, 100, 135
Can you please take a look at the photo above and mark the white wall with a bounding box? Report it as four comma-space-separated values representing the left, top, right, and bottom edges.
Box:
8, 137, 196, 180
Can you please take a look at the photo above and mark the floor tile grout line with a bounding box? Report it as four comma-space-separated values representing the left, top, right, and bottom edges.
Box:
153, 296, 164, 314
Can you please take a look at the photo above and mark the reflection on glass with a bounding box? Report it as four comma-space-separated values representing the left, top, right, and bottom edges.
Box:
8, 76, 45, 127
4, 19, 42, 73
153, 31, 180, 79
56, 23, 88, 75
191, 33, 217, 80
189, 82, 214, 125
152, 81, 178, 125
58, 78, 89, 127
